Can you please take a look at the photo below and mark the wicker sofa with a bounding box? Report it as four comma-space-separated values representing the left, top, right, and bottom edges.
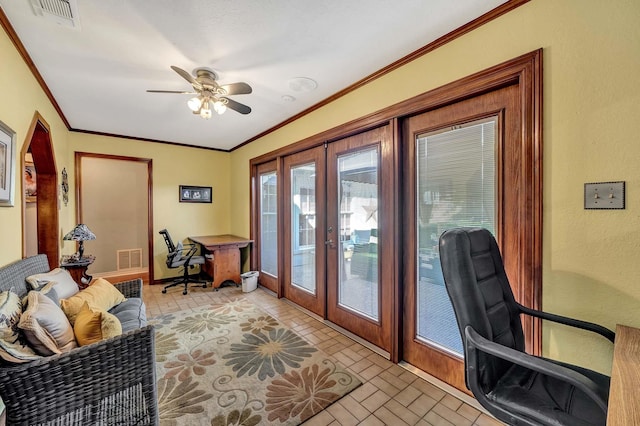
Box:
0, 254, 158, 425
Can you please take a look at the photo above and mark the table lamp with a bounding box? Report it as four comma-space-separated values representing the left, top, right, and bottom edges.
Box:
63, 224, 96, 259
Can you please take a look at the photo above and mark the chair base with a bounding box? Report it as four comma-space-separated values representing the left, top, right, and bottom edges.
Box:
162, 270, 209, 295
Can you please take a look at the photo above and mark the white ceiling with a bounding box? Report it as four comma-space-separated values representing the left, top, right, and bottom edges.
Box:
1, 0, 507, 151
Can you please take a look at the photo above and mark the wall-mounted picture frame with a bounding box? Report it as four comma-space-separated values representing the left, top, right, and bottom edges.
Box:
179, 185, 212, 203
0, 121, 16, 207
25, 161, 37, 203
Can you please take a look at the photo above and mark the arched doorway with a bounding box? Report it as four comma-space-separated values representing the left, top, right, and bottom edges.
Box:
21, 112, 59, 267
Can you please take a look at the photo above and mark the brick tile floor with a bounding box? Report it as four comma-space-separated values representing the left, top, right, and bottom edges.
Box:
144, 283, 504, 426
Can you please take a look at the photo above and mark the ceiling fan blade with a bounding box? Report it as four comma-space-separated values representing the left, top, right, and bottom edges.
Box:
170, 66, 202, 90
223, 97, 251, 115
220, 82, 252, 95
146, 90, 196, 94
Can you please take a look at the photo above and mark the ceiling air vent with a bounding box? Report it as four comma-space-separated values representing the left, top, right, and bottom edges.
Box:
30, 0, 80, 29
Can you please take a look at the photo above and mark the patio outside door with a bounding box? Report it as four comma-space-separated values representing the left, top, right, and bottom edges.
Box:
326, 126, 393, 352
403, 84, 520, 391
281, 126, 393, 351
283, 146, 326, 316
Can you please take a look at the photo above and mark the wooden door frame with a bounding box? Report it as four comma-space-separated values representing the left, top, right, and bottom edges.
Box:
21, 112, 59, 267
249, 49, 541, 362
74, 152, 154, 284
399, 50, 542, 358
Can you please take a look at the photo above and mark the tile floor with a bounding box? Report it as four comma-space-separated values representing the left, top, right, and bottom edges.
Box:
144, 282, 504, 426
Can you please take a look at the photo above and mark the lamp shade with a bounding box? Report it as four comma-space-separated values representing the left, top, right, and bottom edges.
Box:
63, 224, 96, 241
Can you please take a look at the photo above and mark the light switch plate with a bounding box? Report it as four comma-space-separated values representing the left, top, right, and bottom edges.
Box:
584, 181, 625, 209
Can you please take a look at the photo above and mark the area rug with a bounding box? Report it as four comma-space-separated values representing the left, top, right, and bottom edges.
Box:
150, 298, 362, 425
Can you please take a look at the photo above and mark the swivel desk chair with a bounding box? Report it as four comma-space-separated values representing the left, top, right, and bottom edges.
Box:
160, 229, 208, 295
439, 227, 614, 426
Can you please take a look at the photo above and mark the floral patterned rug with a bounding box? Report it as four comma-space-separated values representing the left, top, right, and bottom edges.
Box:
151, 298, 362, 425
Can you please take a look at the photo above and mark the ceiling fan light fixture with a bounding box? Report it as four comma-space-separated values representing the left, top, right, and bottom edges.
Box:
200, 108, 212, 119
213, 100, 227, 115
200, 99, 212, 119
149, 65, 252, 119
187, 96, 202, 112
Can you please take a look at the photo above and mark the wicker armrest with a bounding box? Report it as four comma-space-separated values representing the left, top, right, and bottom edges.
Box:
113, 278, 143, 298
0, 325, 158, 425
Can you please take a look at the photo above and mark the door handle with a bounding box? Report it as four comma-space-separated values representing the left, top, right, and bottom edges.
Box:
326, 226, 334, 247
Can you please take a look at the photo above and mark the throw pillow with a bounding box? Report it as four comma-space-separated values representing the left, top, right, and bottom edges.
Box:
19, 291, 77, 356
73, 302, 122, 346
27, 268, 79, 299
21, 285, 59, 308
60, 278, 126, 325
0, 290, 40, 363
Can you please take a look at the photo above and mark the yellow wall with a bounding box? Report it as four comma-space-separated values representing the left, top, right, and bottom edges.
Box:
68, 133, 231, 280
0, 25, 72, 262
230, 0, 640, 374
0, 25, 232, 280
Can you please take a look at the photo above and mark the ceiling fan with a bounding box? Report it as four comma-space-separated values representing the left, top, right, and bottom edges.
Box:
147, 66, 252, 119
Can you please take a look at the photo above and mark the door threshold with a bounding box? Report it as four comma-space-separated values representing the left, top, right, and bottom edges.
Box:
398, 361, 490, 414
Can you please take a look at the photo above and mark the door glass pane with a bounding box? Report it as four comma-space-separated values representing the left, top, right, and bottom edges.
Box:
416, 117, 496, 355
291, 163, 316, 293
338, 148, 379, 320
260, 171, 277, 277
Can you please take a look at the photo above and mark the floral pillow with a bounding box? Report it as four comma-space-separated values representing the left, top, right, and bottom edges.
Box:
0, 290, 41, 363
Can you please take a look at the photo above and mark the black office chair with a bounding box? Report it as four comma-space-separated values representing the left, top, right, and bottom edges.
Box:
438, 227, 614, 426
160, 229, 208, 295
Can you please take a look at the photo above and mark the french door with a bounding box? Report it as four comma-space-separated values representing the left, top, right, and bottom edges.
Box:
326, 126, 393, 351
403, 84, 521, 391
283, 146, 326, 316
282, 126, 393, 351
256, 161, 279, 293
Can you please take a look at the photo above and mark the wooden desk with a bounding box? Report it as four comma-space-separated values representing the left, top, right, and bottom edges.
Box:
607, 324, 640, 425
189, 235, 252, 290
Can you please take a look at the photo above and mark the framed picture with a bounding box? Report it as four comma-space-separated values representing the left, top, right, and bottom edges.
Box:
0, 121, 16, 207
179, 185, 212, 203
25, 161, 37, 203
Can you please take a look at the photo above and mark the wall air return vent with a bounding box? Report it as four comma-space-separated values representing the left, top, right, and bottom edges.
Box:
117, 248, 143, 271
30, 0, 80, 29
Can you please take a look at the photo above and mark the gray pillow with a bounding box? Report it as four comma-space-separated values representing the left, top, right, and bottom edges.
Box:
19, 291, 77, 356
27, 268, 79, 299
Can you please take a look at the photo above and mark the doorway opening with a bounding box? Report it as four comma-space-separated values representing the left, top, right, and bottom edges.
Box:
21, 112, 59, 267
75, 152, 153, 284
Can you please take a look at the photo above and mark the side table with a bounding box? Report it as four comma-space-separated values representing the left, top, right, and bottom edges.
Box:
60, 255, 95, 289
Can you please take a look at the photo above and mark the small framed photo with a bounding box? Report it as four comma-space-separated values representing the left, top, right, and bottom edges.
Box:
179, 185, 212, 203
0, 121, 16, 207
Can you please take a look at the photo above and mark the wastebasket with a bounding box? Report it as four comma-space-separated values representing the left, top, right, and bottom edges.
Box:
241, 271, 259, 292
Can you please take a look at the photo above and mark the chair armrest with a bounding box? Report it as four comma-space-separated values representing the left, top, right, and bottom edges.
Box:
182, 243, 198, 259
464, 325, 608, 412
113, 278, 144, 298
517, 303, 615, 343
0, 325, 158, 425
